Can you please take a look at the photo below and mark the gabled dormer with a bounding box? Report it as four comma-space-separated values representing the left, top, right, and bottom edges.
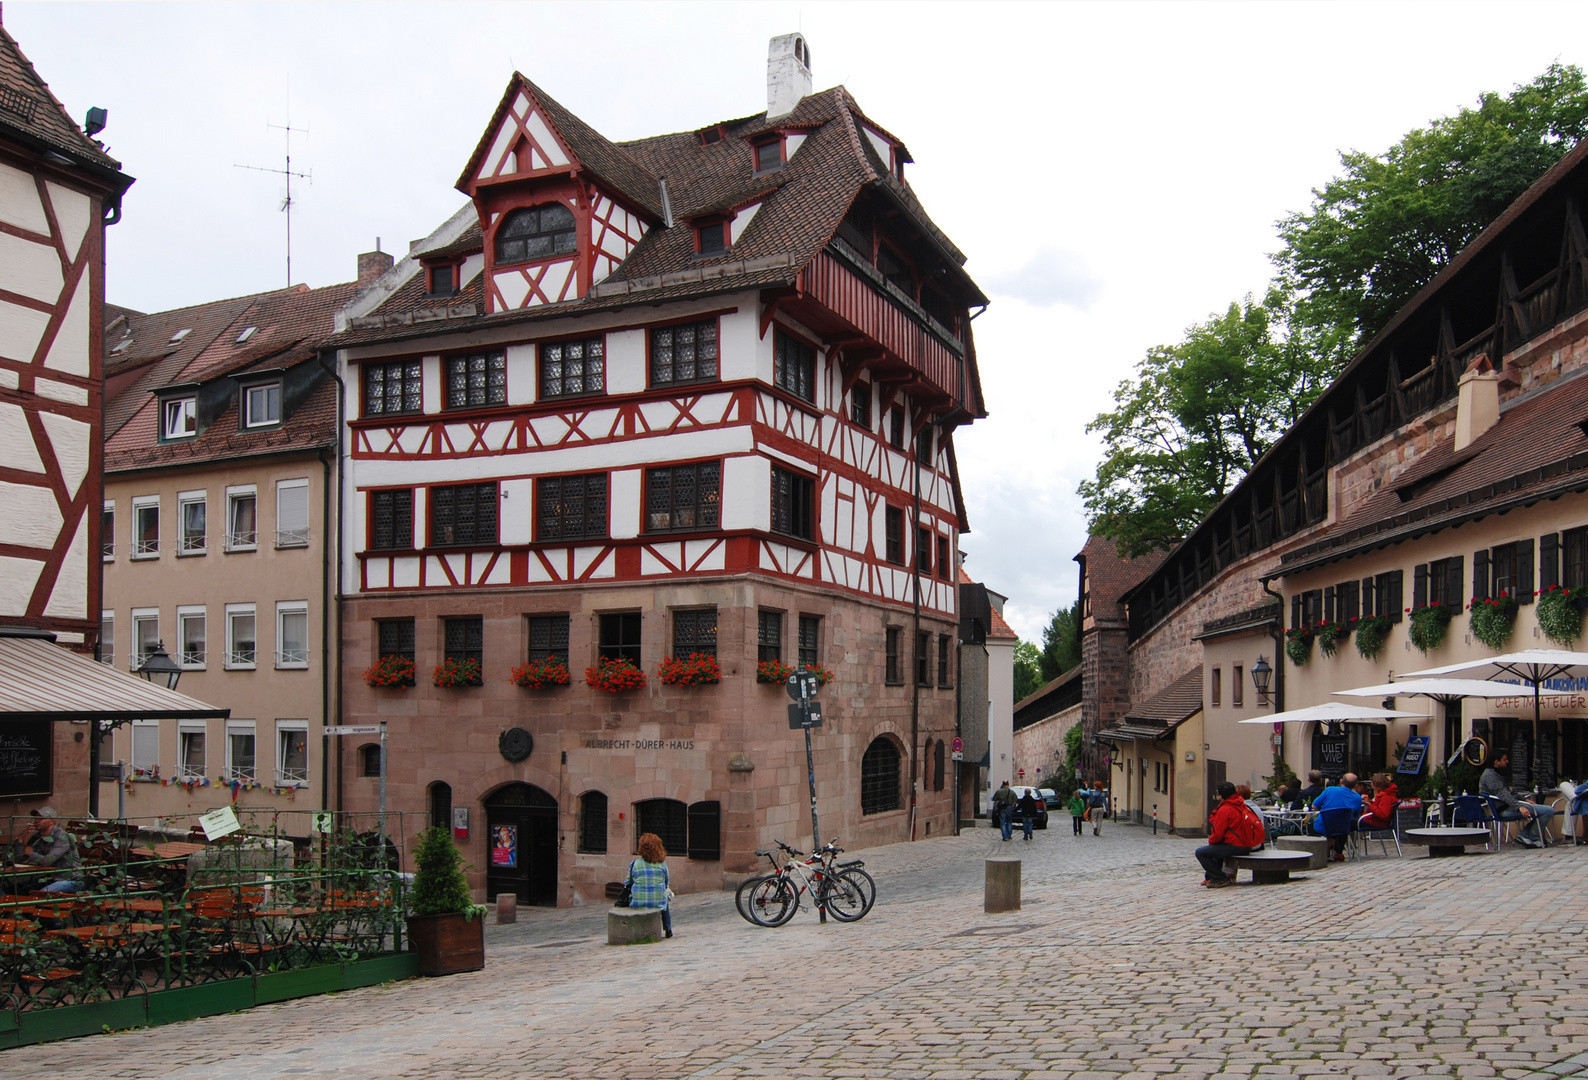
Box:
456, 76, 663, 313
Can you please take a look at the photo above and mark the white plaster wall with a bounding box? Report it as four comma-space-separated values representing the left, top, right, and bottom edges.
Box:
606, 329, 646, 394
0, 298, 50, 364
505, 344, 536, 406
718, 309, 760, 382
0, 556, 42, 616
0, 481, 62, 547
43, 275, 89, 376
42, 518, 89, 621
0, 231, 62, 302
0, 161, 48, 233
609, 469, 641, 539
722, 454, 766, 532
44, 182, 89, 257
0, 404, 45, 473
499, 479, 534, 545
987, 637, 1016, 805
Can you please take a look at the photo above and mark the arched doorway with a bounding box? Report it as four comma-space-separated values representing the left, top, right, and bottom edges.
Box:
483, 783, 558, 906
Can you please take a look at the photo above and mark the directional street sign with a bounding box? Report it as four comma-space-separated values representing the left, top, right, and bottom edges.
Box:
323, 725, 383, 736
787, 701, 823, 730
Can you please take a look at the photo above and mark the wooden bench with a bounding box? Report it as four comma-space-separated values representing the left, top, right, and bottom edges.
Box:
1403, 827, 1491, 857
1228, 850, 1312, 884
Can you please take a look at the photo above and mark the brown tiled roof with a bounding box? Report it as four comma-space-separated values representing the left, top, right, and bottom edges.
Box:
1078, 536, 1165, 621
1121, 667, 1204, 726
988, 606, 1018, 641
0, 24, 128, 185
105, 380, 338, 473
1278, 368, 1588, 574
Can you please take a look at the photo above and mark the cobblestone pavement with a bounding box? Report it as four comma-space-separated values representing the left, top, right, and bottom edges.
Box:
14, 822, 1588, 1079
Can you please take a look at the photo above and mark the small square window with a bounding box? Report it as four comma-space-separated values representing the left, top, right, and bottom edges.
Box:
365, 360, 423, 416
431, 482, 498, 547
539, 338, 604, 399
446, 351, 507, 410
599, 612, 642, 666
178, 492, 206, 555
754, 139, 783, 173
163, 397, 196, 439
672, 608, 718, 659
429, 264, 456, 296
528, 614, 570, 664
243, 383, 281, 428
697, 221, 727, 256
370, 489, 414, 550
226, 488, 258, 551
649, 321, 718, 387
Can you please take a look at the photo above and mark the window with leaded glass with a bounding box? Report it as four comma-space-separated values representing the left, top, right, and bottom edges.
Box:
635, 798, 687, 856
443, 616, 483, 682
771, 466, 814, 541
579, 791, 608, 854
370, 489, 413, 550
937, 535, 951, 581
446, 351, 506, 410
885, 626, 902, 685
364, 360, 423, 416
378, 619, 415, 663
937, 634, 951, 687
495, 204, 577, 264
599, 612, 641, 666
430, 483, 498, 547
888, 406, 905, 450
536, 474, 607, 541
649, 320, 718, 386
773, 330, 815, 402
539, 338, 604, 399
916, 631, 931, 687
861, 737, 901, 815
884, 506, 904, 565
429, 782, 452, 830
916, 525, 932, 572
672, 608, 717, 659
757, 610, 782, 663
645, 462, 720, 533
850, 383, 870, 429
528, 615, 570, 663
798, 615, 820, 668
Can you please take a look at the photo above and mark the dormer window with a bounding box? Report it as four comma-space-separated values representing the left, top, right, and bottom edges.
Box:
698, 125, 726, 145
428, 264, 457, 297
695, 219, 728, 257
162, 396, 196, 440
753, 137, 784, 175
495, 204, 577, 265
243, 382, 282, 429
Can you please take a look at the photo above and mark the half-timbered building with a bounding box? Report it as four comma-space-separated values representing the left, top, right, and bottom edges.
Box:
330, 35, 988, 903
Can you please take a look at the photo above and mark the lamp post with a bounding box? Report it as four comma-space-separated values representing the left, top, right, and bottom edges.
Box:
1251, 655, 1273, 707
136, 641, 183, 691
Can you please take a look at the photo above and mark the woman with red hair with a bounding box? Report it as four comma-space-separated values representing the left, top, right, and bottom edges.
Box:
625, 832, 674, 938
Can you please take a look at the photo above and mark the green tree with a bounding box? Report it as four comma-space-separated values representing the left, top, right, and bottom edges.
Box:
1275, 63, 1588, 347
1040, 600, 1083, 680
1012, 639, 1044, 703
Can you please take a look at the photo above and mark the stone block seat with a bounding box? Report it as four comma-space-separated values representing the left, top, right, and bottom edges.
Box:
1228, 850, 1312, 884
607, 907, 663, 945
1403, 827, 1491, 857
1273, 834, 1329, 869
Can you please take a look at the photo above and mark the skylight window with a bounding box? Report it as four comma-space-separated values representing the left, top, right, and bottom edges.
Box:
169, 328, 191, 343
236, 326, 257, 344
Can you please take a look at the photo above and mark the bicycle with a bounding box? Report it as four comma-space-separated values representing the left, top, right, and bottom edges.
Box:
736, 840, 874, 926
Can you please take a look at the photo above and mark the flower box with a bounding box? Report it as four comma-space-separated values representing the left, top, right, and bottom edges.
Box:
363, 655, 416, 689
756, 660, 796, 684
510, 656, 571, 689
586, 657, 647, 693
1539, 584, 1588, 644
659, 652, 722, 686
433, 657, 482, 688
1283, 626, 1313, 666
1353, 615, 1394, 661
1468, 595, 1518, 650
1407, 603, 1453, 654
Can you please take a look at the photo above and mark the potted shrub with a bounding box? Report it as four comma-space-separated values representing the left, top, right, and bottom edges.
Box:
434, 657, 482, 688
407, 826, 485, 976
363, 654, 416, 689
1283, 626, 1313, 667
1353, 615, 1394, 661
658, 652, 722, 686
1407, 603, 1453, 654
511, 656, 571, 689
1536, 584, 1586, 645
586, 656, 647, 693
1468, 595, 1518, 650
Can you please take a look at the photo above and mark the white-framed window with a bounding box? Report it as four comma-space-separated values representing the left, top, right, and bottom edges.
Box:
225, 720, 256, 782
177, 722, 206, 781
100, 611, 114, 667
225, 603, 257, 669
177, 605, 206, 669
226, 486, 257, 551
102, 501, 114, 560
131, 607, 159, 671
178, 490, 206, 554
131, 719, 160, 779
243, 382, 281, 428
132, 496, 159, 558
275, 601, 309, 669
162, 396, 197, 439
275, 478, 309, 548
276, 719, 309, 786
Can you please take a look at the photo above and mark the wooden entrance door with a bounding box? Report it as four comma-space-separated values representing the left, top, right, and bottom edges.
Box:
483, 783, 558, 906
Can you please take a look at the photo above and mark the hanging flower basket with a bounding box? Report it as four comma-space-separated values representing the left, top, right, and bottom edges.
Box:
659, 652, 722, 686
510, 656, 571, 689
1407, 603, 1453, 654
586, 656, 647, 693
1468, 595, 1519, 650
1315, 621, 1351, 658
433, 657, 482, 688
1353, 615, 1394, 661
756, 660, 796, 684
800, 662, 835, 686
363, 655, 416, 689
1537, 584, 1587, 645
1283, 627, 1313, 667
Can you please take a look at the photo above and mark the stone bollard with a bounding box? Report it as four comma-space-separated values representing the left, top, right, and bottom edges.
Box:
1274, 835, 1329, 870
496, 892, 517, 925
607, 907, 663, 945
985, 857, 1020, 913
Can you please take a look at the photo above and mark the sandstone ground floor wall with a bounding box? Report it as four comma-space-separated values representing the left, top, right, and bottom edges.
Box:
337, 575, 959, 904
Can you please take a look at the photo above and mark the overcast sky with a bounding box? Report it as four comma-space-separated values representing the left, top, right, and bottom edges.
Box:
8, 1, 1588, 641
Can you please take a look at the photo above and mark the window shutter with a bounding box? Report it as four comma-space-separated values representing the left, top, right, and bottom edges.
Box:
277, 481, 309, 545
1342, 580, 1360, 620
132, 724, 159, 771
1291, 594, 1302, 631
1387, 570, 1404, 621
1472, 549, 1489, 604
1362, 578, 1375, 616
1324, 585, 1336, 623
1516, 539, 1535, 604
1540, 532, 1560, 591
1412, 564, 1427, 609
686, 800, 721, 861
1446, 554, 1464, 610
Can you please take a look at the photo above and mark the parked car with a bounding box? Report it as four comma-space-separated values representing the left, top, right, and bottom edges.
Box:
1040, 788, 1062, 810
1009, 785, 1049, 830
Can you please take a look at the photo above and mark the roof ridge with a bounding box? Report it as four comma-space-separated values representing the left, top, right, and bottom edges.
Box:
0, 24, 123, 170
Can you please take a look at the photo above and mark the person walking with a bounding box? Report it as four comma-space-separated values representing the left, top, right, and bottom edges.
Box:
991, 781, 1017, 841
1068, 788, 1087, 836
625, 832, 674, 938
1017, 788, 1040, 841
1087, 781, 1108, 836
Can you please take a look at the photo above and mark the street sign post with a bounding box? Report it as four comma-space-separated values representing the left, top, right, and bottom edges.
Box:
324, 724, 388, 836
786, 671, 823, 875
786, 701, 823, 729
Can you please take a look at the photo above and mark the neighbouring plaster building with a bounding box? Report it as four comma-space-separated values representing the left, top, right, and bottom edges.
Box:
1082, 131, 1588, 835
329, 35, 989, 904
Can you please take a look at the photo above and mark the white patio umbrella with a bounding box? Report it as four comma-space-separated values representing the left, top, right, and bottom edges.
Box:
1236, 701, 1430, 725
1404, 649, 1588, 730
1333, 677, 1579, 705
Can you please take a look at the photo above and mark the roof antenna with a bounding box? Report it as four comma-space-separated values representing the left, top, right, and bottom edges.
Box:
235, 81, 312, 288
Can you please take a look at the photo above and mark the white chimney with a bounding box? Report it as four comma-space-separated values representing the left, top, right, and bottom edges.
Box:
1454, 355, 1502, 452
767, 33, 813, 120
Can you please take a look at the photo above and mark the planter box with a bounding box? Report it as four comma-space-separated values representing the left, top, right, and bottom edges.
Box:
407, 912, 486, 976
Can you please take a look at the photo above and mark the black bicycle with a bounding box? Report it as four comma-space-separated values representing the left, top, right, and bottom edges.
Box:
735, 839, 875, 926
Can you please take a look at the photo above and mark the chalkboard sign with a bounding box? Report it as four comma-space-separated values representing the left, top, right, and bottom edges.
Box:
1511, 731, 1531, 790
1535, 720, 1558, 790
1316, 735, 1348, 780
0, 720, 52, 799
1397, 735, 1430, 776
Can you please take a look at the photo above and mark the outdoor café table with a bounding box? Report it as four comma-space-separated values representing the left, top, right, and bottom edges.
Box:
129, 842, 206, 860
1404, 827, 1491, 857
92, 897, 169, 916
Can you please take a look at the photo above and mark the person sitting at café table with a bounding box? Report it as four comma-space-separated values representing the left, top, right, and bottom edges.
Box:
1310, 773, 1364, 862
1296, 769, 1325, 807
6, 807, 82, 893
1277, 777, 1302, 811
1480, 751, 1555, 848
1358, 772, 1399, 829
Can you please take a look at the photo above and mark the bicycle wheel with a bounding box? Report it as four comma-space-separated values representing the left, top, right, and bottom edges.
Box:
743, 875, 799, 927
821, 868, 875, 922
734, 875, 769, 925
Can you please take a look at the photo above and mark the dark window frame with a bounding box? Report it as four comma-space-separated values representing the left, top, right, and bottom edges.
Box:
916, 525, 933, 573
752, 135, 786, 175
694, 218, 728, 256
535, 473, 608, 542
579, 791, 608, 854
635, 798, 687, 858
599, 611, 642, 666
429, 482, 499, 548
538, 336, 606, 400
937, 535, 951, 581
757, 610, 783, 664
771, 465, 815, 541
360, 744, 382, 778
672, 608, 719, 659
442, 616, 484, 684
644, 461, 721, 534
797, 615, 820, 669
445, 350, 507, 411
429, 781, 452, 831
494, 203, 577, 266
369, 488, 414, 551
649, 318, 720, 388
850, 383, 871, 429
888, 406, 905, 450
528, 614, 570, 664
377, 618, 416, 664
686, 800, 721, 861
916, 631, 931, 687
885, 626, 903, 685
363, 360, 423, 417
772, 329, 816, 403
937, 633, 951, 688
860, 737, 901, 815
884, 506, 905, 565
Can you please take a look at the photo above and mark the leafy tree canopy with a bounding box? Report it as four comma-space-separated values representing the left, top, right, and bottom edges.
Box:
1083, 64, 1588, 557
1040, 600, 1082, 680
1013, 640, 1044, 703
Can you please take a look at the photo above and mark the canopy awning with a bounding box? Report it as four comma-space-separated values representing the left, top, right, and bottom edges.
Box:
0, 633, 229, 722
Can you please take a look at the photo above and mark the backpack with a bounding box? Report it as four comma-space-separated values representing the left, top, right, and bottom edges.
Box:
1232, 804, 1267, 850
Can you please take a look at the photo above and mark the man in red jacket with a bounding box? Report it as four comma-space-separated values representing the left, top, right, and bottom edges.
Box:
1196, 781, 1264, 888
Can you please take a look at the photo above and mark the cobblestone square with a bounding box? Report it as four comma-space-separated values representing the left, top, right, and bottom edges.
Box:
14, 825, 1588, 1080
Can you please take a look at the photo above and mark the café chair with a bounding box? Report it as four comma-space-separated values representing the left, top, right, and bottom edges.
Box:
1315, 806, 1359, 861
1450, 795, 1500, 850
